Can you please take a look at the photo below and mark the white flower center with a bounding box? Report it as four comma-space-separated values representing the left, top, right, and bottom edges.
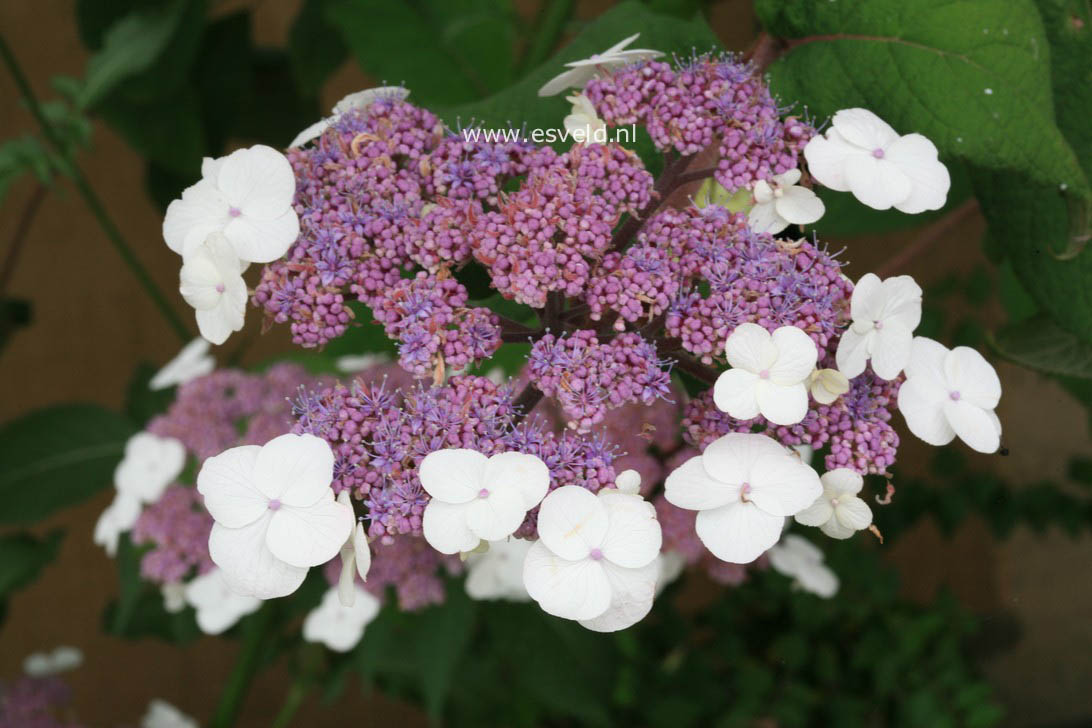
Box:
873, 320, 883, 330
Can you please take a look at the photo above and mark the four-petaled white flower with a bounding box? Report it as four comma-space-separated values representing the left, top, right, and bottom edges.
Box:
141, 699, 199, 728
836, 273, 923, 380
808, 368, 850, 405
336, 491, 372, 607
290, 86, 411, 148
767, 534, 839, 598
804, 108, 950, 213
794, 468, 873, 539
523, 485, 662, 632
115, 432, 187, 502
538, 33, 663, 97
419, 449, 550, 554
179, 232, 248, 345
163, 145, 299, 263
747, 169, 825, 234
199, 433, 354, 599
183, 568, 261, 635
149, 338, 215, 390
713, 323, 818, 426
664, 433, 821, 564
93, 491, 142, 556
897, 337, 1002, 453
23, 646, 82, 677
464, 537, 534, 602
564, 93, 607, 145
303, 585, 381, 652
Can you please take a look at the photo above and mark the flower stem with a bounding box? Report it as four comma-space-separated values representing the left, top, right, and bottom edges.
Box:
270, 679, 309, 728
0, 34, 191, 342
209, 604, 275, 728
0, 183, 47, 295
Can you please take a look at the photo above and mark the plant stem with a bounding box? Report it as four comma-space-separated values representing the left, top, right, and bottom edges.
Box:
0, 183, 46, 295
270, 679, 309, 728
209, 604, 275, 728
608, 153, 693, 253
0, 34, 191, 342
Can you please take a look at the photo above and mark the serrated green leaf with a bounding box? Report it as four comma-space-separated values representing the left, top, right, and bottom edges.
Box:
991, 314, 1092, 378
0, 529, 63, 599
79, 0, 193, 109
0, 404, 136, 524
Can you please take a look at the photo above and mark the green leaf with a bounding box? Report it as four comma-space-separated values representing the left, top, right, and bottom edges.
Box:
98, 87, 205, 177
0, 136, 54, 202
0, 404, 136, 525
991, 314, 1092, 378
288, 0, 349, 94
0, 297, 32, 355
412, 584, 475, 717
193, 12, 254, 153
79, 0, 194, 109
757, 0, 1089, 196
0, 529, 63, 599
124, 363, 176, 425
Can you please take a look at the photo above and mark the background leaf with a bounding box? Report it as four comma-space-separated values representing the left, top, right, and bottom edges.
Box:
0, 404, 135, 524
0, 529, 63, 601
992, 315, 1092, 378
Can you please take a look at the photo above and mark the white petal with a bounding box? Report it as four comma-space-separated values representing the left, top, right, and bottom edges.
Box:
251, 433, 334, 507
844, 155, 912, 210
905, 336, 950, 382
713, 368, 760, 420
522, 540, 611, 620
702, 432, 786, 486
885, 134, 950, 214
769, 326, 818, 384
418, 449, 488, 504
898, 376, 955, 446
265, 497, 355, 568
795, 560, 839, 598
821, 468, 864, 496
465, 486, 528, 542
803, 129, 864, 191
93, 493, 142, 555
223, 210, 300, 264
752, 180, 775, 205
775, 185, 824, 225
184, 569, 260, 634
870, 322, 913, 380
748, 451, 822, 516
484, 451, 550, 509
774, 168, 802, 187
163, 181, 229, 257
578, 559, 659, 632
464, 538, 533, 602
537, 67, 591, 97
208, 516, 308, 599
302, 586, 380, 652
216, 145, 296, 220
149, 338, 214, 390
353, 521, 371, 581
834, 496, 872, 531
179, 254, 225, 311
755, 380, 809, 426
614, 469, 642, 494
194, 300, 244, 346
944, 347, 1001, 409
536, 485, 608, 561
114, 432, 187, 502
695, 502, 785, 564
598, 491, 662, 569
289, 118, 331, 149
835, 328, 872, 379
850, 272, 884, 322
793, 498, 834, 528
724, 322, 776, 371
332, 86, 410, 115
664, 455, 736, 511
197, 444, 265, 528
831, 108, 899, 150
810, 368, 849, 404
944, 400, 1001, 453
877, 275, 923, 331
748, 200, 788, 234
819, 516, 857, 540
422, 500, 479, 554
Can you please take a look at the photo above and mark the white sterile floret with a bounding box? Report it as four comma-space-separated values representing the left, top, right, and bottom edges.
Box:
198, 433, 354, 599
808, 368, 850, 405
747, 169, 825, 234
148, 338, 214, 390
115, 432, 187, 502
524, 485, 662, 632
141, 700, 199, 728
334, 353, 389, 373
23, 646, 82, 677
713, 323, 818, 426
335, 491, 372, 607
767, 534, 839, 598
419, 449, 550, 554
897, 337, 1003, 453
613, 469, 642, 494
465, 537, 533, 602
804, 108, 950, 213
161, 582, 186, 613
664, 432, 821, 564
538, 33, 663, 97
303, 585, 381, 652
163, 145, 299, 263
179, 232, 248, 345
794, 468, 873, 539
836, 273, 923, 380
93, 492, 141, 556
564, 92, 607, 145
289, 86, 411, 148
183, 568, 261, 635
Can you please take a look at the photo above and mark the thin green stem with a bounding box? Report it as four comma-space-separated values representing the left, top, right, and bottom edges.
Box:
270, 679, 310, 728
0, 34, 191, 342
209, 604, 276, 728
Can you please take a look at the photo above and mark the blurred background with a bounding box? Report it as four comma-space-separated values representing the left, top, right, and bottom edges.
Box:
0, 1, 1089, 726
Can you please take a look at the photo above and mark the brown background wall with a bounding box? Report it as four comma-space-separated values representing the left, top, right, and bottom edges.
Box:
0, 1, 1089, 725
